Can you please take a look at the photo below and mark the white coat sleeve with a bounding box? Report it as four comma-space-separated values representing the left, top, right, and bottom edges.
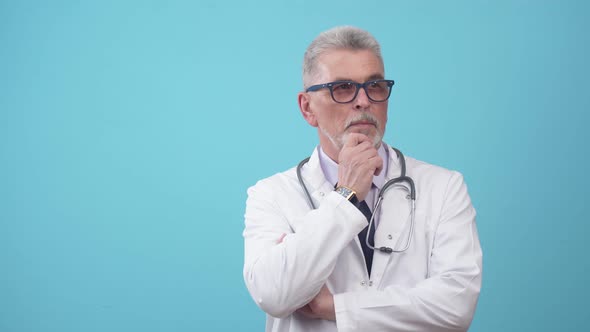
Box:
243, 179, 368, 318
333, 172, 483, 332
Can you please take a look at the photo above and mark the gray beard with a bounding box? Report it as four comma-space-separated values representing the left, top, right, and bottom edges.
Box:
320, 125, 383, 151
319, 112, 383, 150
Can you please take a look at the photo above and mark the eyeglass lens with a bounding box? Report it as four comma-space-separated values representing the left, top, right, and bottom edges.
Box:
331, 81, 391, 103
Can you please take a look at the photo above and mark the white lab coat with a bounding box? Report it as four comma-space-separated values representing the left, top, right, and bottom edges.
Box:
243, 144, 482, 332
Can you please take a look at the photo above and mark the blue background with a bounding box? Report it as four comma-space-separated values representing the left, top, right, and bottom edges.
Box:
1, 1, 588, 331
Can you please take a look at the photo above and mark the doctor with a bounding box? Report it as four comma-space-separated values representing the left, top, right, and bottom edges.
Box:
243, 26, 482, 332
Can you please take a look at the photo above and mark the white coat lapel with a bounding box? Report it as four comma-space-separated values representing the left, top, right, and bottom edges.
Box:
300, 148, 335, 209
301, 147, 368, 270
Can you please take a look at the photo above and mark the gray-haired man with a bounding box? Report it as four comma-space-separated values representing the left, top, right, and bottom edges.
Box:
243, 26, 482, 332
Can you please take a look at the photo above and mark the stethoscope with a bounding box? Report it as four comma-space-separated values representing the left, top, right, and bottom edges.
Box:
296, 145, 416, 254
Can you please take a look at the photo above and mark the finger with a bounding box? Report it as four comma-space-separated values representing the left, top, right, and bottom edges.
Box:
343, 133, 370, 147
350, 144, 379, 161
355, 139, 374, 152
350, 150, 381, 173
297, 305, 318, 319
372, 155, 384, 176
341, 142, 376, 164
319, 284, 332, 295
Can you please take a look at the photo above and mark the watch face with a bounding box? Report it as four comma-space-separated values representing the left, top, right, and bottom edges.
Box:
336, 187, 354, 200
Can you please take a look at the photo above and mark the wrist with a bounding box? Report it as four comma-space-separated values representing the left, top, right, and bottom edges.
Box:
334, 186, 359, 205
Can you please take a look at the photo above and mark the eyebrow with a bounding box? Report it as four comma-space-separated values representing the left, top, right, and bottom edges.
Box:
368, 73, 385, 80
332, 73, 385, 82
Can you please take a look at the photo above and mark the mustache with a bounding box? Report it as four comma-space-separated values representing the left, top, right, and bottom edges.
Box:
345, 113, 379, 129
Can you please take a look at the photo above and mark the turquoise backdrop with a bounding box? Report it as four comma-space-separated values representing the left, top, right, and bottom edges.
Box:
1, 1, 588, 331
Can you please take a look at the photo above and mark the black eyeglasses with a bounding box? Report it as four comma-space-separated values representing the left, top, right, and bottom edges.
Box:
305, 79, 395, 104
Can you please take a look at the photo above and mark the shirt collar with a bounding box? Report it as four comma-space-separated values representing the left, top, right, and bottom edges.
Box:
318, 143, 389, 190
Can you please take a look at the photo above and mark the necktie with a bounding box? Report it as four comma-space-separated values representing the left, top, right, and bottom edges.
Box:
356, 200, 375, 277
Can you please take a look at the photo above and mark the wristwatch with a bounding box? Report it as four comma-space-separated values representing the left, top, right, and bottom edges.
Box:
334, 186, 359, 205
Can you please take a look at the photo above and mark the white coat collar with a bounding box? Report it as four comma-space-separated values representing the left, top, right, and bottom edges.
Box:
383, 143, 404, 182
299, 147, 334, 207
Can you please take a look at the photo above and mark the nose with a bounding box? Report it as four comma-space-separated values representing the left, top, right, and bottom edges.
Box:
353, 86, 371, 110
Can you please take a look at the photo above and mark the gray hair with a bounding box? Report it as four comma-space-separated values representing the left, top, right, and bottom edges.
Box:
302, 26, 383, 88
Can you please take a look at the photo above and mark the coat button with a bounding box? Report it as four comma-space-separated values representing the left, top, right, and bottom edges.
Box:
368, 281, 373, 286
360, 281, 366, 286
388, 234, 393, 240
319, 192, 324, 196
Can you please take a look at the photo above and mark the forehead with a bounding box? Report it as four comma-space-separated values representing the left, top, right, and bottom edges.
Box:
315, 49, 384, 82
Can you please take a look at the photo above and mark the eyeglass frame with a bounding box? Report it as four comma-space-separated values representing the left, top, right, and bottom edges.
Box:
305, 79, 395, 104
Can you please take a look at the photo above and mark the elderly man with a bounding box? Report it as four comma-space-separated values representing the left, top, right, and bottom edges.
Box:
243, 26, 482, 332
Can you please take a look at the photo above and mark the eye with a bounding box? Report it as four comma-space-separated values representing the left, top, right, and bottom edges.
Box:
332, 82, 355, 92
367, 80, 387, 90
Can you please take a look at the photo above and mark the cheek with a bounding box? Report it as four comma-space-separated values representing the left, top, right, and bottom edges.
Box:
377, 107, 388, 128
317, 105, 347, 127
333, 113, 350, 129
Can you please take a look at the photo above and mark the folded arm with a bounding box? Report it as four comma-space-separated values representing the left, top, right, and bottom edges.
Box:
243, 181, 367, 318
333, 172, 483, 331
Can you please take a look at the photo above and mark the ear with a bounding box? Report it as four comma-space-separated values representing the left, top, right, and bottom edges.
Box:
298, 92, 318, 127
